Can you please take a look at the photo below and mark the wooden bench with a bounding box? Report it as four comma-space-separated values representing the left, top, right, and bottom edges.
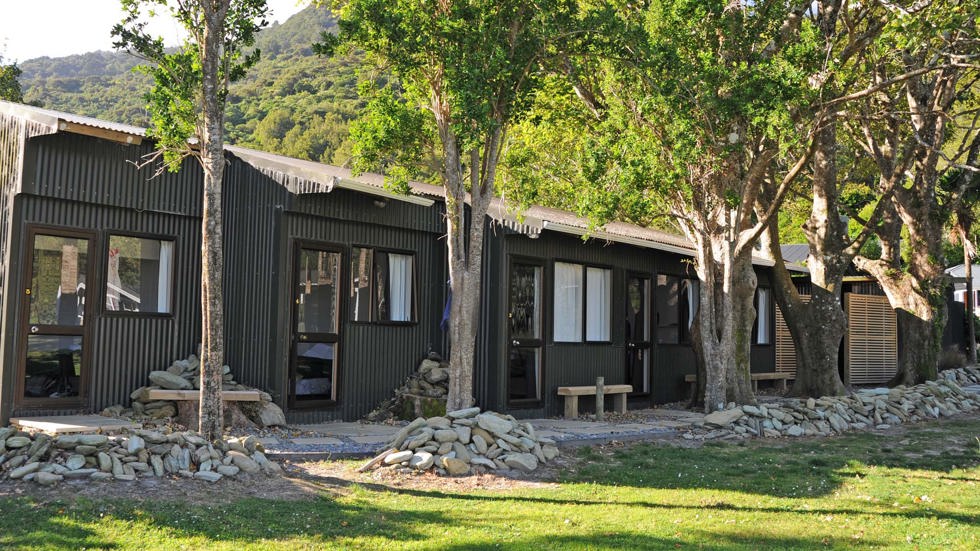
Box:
146, 389, 262, 428
558, 379, 632, 420
146, 389, 262, 401
684, 372, 792, 393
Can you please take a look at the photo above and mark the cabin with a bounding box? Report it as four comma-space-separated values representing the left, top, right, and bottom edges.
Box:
473, 206, 778, 417
774, 249, 969, 386
0, 102, 447, 424
0, 101, 792, 425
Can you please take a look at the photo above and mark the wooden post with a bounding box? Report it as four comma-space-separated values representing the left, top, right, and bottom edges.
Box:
595, 376, 605, 421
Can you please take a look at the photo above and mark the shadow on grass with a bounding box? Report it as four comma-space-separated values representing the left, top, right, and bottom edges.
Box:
0, 494, 452, 549
0, 492, 894, 551
563, 416, 980, 499
436, 531, 889, 550
291, 470, 979, 529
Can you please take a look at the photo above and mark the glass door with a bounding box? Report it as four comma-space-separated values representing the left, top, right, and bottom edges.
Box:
19, 229, 94, 405
626, 275, 652, 395
290, 245, 342, 406
507, 262, 543, 404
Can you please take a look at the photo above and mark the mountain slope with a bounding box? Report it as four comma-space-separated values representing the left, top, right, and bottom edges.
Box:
19, 6, 359, 164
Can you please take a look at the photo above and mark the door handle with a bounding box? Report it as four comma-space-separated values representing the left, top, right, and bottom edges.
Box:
511, 339, 520, 347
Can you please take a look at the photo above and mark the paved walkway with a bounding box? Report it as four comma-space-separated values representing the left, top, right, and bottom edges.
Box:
260, 384, 980, 460
260, 408, 706, 460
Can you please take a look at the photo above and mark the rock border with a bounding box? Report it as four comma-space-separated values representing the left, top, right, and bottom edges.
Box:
689, 367, 980, 441
0, 428, 282, 486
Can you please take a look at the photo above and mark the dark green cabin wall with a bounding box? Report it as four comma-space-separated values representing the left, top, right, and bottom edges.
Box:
3, 133, 204, 418
481, 229, 776, 417
3, 133, 449, 422
273, 193, 447, 423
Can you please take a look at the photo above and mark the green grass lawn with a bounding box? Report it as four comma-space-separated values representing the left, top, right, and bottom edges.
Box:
1, 417, 978, 550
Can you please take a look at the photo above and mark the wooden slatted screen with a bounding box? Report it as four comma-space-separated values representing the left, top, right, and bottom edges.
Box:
844, 293, 898, 385
774, 296, 809, 379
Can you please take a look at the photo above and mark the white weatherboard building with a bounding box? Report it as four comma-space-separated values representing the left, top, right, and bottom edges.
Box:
947, 264, 980, 317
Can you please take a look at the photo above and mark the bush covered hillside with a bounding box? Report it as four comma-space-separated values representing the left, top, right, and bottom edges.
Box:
19, 6, 361, 165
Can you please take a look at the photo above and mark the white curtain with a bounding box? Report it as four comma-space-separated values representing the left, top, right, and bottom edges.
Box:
684, 279, 699, 330
756, 288, 770, 344
388, 253, 413, 321
586, 267, 611, 341
554, 262, 582, 342
157, 241, 174, 313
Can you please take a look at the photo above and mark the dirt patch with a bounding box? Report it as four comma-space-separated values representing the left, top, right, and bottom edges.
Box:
0, 471, 322, 505
287, 454, 572, 493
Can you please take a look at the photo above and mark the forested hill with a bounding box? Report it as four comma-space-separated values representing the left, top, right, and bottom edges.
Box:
19, 6, 361, 165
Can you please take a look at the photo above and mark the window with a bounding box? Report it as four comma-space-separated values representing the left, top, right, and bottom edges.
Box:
655, 275, 698, 344
106, 236, 174, 314
755, 288, 771, 345
350, 247, 415, 323
553, 262, 611, 342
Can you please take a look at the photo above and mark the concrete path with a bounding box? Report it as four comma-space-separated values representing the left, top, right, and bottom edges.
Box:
259, 383, 980, 460
261, 408, 705, 460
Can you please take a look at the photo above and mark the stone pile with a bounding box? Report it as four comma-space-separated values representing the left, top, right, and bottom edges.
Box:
365, 353, 450, 421
0, 427, 282, 486
367, 408, 559, 476
939, 365, 980, 387
690, 367, 980, 441
112, 353, 286, 428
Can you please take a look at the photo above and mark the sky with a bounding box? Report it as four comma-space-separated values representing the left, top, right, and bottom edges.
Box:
0, 0, 307, 63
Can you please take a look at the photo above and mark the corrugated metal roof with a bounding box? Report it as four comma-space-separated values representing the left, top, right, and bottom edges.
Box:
781, 244, 810, 264
0, 100, 781, 265
225, 145, 439, 206
0, 100, 146, 138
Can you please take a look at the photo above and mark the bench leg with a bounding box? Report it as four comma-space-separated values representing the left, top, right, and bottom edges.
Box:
564, 395, 579, 419
752, 380, 759, 393
613, 393, 627, 414
779, 378, 788, 391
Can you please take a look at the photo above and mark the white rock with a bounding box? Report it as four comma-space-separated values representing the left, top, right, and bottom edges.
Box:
476, 413, 514, 436
194, 471, 223, 482
384, 450, 414, 465
704, 408, 744, 427
447, 407, 481, 419
409, 452, 435, 470
503, 453, 538, 473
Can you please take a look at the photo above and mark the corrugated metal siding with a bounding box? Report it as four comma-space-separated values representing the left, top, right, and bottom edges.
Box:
500, 231, 657, 417
222, 160, 290, 393
25, 133, 202, 216
474, 225, 505, 412
652, 344, 697, 404
290, 186, 444, 234
279, 195, 446, 423
489, 229, 775, 415
16, 195, 202, 411
0, 115, 23, 420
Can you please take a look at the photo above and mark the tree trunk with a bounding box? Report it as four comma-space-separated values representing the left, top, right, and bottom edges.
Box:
693, 233, 755, 412
762, 120, 848, 397
728, 253, 756, 404
438, 122, 497, 413
688, 313, 707, 409
197, 3, 229, 441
